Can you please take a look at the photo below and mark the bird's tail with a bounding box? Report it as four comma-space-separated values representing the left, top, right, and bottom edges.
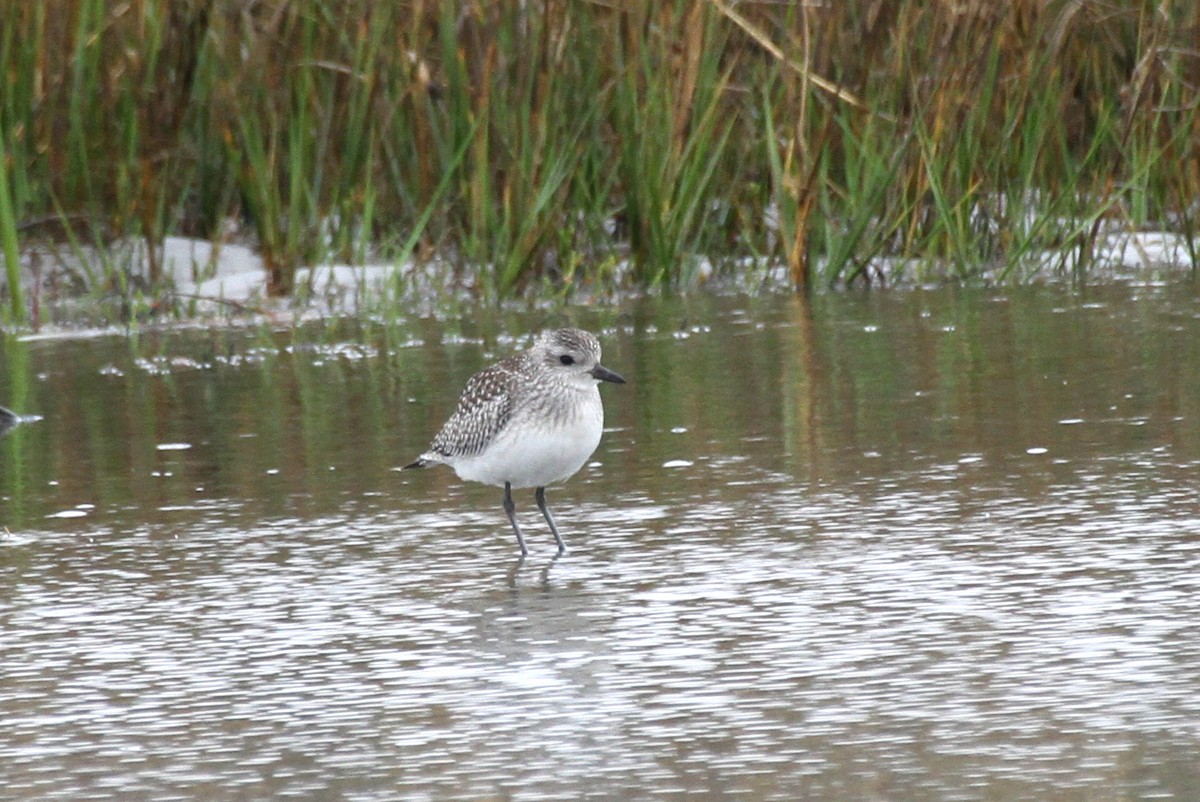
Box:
403, 449, 448, 470
0, 406, 17, 436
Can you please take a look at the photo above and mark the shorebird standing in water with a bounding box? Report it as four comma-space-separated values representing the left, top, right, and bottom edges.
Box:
405, 328, 625, 555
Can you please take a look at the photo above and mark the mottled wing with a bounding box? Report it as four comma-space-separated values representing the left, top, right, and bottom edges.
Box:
427, 360, 517, 458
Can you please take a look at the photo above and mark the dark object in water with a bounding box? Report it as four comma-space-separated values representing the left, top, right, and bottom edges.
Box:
0, 405, 17, 437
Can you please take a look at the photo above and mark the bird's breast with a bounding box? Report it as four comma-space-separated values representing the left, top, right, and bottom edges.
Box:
453, 389, 604, 489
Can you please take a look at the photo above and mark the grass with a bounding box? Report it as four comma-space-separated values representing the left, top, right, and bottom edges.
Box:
0, 0, 1197, 324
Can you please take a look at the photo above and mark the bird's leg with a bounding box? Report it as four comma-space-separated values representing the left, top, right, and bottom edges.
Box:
536, 486, 567, 555
503, 482, 529, 556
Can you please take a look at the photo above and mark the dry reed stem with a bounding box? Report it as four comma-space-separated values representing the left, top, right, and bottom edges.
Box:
709, 0, 875, 116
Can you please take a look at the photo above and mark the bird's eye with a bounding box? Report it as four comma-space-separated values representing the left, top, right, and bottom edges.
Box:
559, 354, 575, 366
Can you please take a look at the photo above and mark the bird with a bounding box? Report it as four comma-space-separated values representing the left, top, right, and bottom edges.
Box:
404, 328, 625, 556
0, 405, 17, 437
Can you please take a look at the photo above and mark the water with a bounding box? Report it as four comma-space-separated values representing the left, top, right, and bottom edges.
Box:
3, 284, 1200, 800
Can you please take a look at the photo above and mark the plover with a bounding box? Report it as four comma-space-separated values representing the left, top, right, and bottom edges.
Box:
0, 405, 16, 437
405, 328, 625, 555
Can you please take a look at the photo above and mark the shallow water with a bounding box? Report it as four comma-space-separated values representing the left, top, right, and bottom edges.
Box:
3, 284, 1200, 800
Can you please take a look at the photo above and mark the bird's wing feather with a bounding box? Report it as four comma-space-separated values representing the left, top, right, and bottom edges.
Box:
0, 405, 17, 437
427, 361, 517, 458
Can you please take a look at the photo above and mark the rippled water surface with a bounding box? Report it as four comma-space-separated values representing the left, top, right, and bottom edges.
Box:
3, 285, 1200, 800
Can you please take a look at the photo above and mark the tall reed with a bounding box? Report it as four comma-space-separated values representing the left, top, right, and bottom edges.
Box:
0, 0, 1196, 311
